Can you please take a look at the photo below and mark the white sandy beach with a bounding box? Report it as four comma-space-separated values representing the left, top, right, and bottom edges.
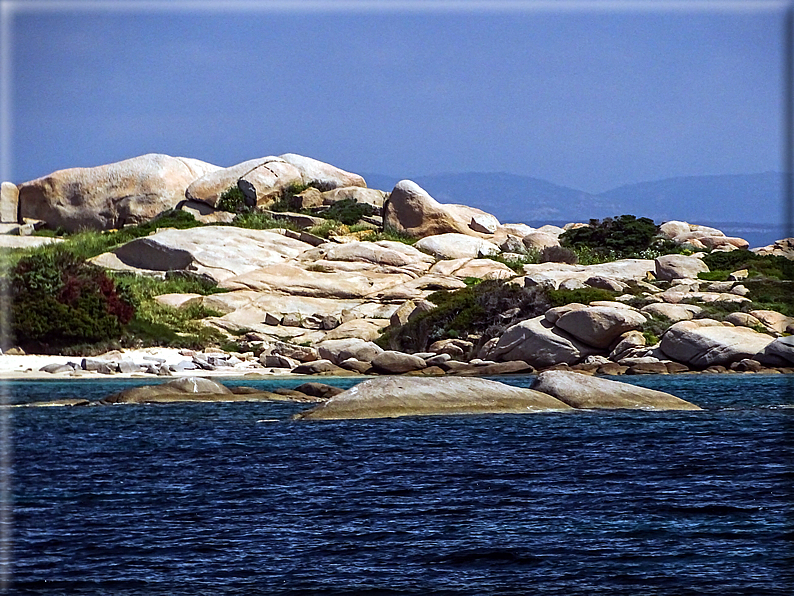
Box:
0, 347, 296, 381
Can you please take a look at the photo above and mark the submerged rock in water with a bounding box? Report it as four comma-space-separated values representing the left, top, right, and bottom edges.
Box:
293, 376, 573, 420
98, 376, 313, 404
531, 370, 701, 410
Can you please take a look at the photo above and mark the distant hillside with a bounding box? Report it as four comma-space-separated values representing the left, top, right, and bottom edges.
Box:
362, 171, 784, 227
597, 172, 783, 225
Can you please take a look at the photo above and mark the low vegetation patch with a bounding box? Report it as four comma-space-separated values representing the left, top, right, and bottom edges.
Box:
560, 215, 677, 261
700, 250, 794, 281
377, 281, 552, 353
9, 247, 135, 353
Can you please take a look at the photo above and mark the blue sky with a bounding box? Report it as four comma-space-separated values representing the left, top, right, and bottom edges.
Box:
2, 0, 788, 194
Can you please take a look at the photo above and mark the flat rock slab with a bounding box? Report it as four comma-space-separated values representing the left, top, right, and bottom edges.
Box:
531, 370, 701, 410
294, 376, 573, 420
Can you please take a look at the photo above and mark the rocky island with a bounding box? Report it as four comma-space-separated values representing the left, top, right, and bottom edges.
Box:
1, 152, 792, 394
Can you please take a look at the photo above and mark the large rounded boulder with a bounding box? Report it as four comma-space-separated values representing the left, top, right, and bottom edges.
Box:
294, 376, 572, 420
554, 306, 646, 349
383, 180, 478, 238
659, 319, 776, 368
532, 371, 701, 410
18, 153, 219, 232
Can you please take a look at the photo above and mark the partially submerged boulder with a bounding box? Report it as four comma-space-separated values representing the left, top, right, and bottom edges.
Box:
532, 371, 701, 410
294, 376, 572, 420
18, 153, 219, 231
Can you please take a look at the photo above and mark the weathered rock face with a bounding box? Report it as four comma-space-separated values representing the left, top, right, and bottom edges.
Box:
761, 336, 794, 364
322, 186, 386, 208
521, 259, 655, 289
640, 303, 701, 323
522, 232, 560, 251
554, 306, 646, 349
415, 233, 500, 260
383, 180, 484, 238
752, 237, 794, 259
749, 310, 794, 334
317, 338, 384, 364
18, 154, 220, 232
278, 153, 366, 190
300, 240, 434, 269
370, 351, 427, 374
429, 258, 514, 281
654, 254, 709, 281
294, 376, 572, 420
220, 263, 411, 299
1, 181, 18, 223
100, 376, 240, 404
659, 320, 776, 368
98, 226, 310, 282
490, 316, 599, 368
185, 157, 298, 208
532, 371, 701, 410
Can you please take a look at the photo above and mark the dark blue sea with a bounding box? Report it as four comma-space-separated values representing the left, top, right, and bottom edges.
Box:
5, 374, 794, 595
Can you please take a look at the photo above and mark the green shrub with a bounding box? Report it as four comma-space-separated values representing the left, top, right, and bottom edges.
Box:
10, 247, 135, 351
321, 199, 375, 226
377, 281, 551, 353
216, 186, 252, 214
697, 270, 730, 281
231, 211, 298, 231
559, 215, 660, 260
702, 250, 794, 281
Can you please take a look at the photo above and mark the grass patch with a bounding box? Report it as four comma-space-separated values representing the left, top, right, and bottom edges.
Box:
702, 250, 794, 281
230, 211, 298, 231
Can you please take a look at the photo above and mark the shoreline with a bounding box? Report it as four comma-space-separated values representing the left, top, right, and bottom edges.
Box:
0, 350, 790, 382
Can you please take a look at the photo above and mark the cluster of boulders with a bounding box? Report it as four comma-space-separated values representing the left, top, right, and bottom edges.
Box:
19, 372, 702, 417
2, 152, 793, 377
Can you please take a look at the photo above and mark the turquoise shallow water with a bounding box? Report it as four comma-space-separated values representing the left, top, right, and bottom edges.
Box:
5, 374, 794, 595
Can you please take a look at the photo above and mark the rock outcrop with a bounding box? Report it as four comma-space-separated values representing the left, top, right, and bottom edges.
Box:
383, 180, 496, 239
531, 371, 701, 410
659, 320, 776, 368
18, 154, 220, 232
489, 316, 599, 368
294, 376, 572, 420
1, 181, 18, 223
186, 157, 302, 208
415, 233, 500, 260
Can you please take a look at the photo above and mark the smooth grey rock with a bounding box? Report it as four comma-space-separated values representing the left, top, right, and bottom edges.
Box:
415, 233, 499, 260
555, 306, 646, 349
370, 351, 427, 374
490, 316, 599, 368
291, 359, 349, 375
654, 254, 709, 281
294, 376, 572, 420
660, 320, 776, 368
317, 338, 384, 364
760, 336, 794, 365
532, 370, 701, 410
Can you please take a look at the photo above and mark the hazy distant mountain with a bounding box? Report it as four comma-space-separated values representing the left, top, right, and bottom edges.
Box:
362, 171, 784, 226
597, 172, 783, 225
